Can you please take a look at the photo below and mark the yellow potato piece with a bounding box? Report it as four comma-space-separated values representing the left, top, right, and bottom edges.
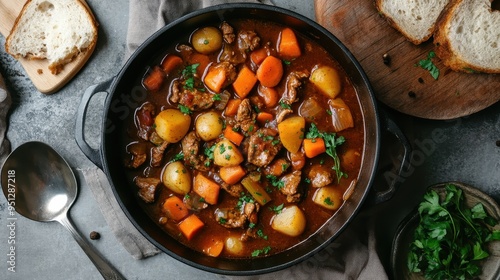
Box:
313, 186, 343, 211
162, 161, 191, 195
277, 116, 305, 153
271, 205, 306, 237
154, 109, 191, 143
310, 65, 342, 99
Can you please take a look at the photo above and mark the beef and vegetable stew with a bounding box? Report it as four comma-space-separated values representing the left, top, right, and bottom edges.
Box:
123, 18, 364, 258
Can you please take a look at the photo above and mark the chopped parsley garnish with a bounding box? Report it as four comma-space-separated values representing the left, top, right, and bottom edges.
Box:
251, 246, 271, 257
266, 174, 284, 190
204, 144, 215, 160
270, 203, 284, 214
324, 197, 334, 206
178, 104, 192, 115
408, 184, 500, 280
237, 194, 255, 210
212, 94, 221, 101
305, 123, 347, 183
416, 51, 439, 80
257, 229, 268, 240
170, 153, 184, 162
279, 101, 292, 109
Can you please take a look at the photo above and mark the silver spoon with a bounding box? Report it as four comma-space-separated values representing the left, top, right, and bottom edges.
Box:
1, 141, 124, 279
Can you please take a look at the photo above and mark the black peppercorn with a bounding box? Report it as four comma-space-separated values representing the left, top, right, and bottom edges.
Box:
496, 140, 500, 147
383, 53, 391, 65
408, 91, 416, 98
90, 231, 101, 240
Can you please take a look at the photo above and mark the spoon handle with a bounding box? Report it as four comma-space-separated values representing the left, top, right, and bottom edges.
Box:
58, 214, 125, 280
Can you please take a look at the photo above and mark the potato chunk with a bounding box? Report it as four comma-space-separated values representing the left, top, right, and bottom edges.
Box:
162, 161, 191, 195
154, 109, 191, 143
310, 65, 342, 99
213, 139, 244, 167
312, 186, 343, 211
195, 111, 223, 141
271, 205, 306, 237
277, 116, 305, 153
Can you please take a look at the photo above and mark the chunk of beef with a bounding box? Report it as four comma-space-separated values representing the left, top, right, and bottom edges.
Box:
135, 102, 156, 141
214, 202, 260, 229
135, 177, 161, 203
126, 142, 147, 168
220, 182, 245, 198
280, 170, 302, 203
276, 107, 293, 124
289, 150, 306, 170
170, 79, 215, 111
181, 131, 211, 171
150, 141, 169, 167
281, 70, 310, 105
247, 128, 282, 167
308, 165, 333, 188
234, 98, 257, 134
238, 30, 260, 52
219, 44, 246, 64
221, 22, 235, 44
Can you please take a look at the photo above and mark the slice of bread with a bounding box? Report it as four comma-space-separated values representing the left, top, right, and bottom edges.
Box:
375, 0, 451, 45
434, 0, 500, 73
5, 0, 98, 75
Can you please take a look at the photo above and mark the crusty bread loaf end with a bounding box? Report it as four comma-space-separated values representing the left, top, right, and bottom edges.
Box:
5, 0, 98, 75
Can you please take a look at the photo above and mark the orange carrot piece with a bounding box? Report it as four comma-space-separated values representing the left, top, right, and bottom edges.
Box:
232, 66, 258, 98
143, 66, 165, 91
256, 56, 283, 87
162, 196, 189, 221
161, 54, 183, 74
178, 214, 204, 241
256, 112, 274, 124
225, 99, 241, 117
201, 238, 224, 257
223, 125, 244, 146
193, 173, 220, 205
278, 27, 301, 58
219, 165, 246, 185
204, 66, 227, 93
250, 48, 268, 66
265, 158, 290, 177
257, 84, 279, 108
188, 53, 210, 76
303, 138, 326, 158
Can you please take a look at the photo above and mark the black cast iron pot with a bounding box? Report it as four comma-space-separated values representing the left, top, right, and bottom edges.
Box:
75, 3, 410, 275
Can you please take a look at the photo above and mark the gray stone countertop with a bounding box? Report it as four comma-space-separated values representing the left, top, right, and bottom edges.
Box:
0, 0, 499, 279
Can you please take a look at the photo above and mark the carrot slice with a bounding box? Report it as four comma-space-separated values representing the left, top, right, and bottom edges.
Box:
232, 66, 258, 98
219, 165, 246, 185
223, 125, 244, 146
303, 138, 326, 158
201, 238, 224, 257
225, 99, 241, 117
204, 65, 227, 93
257, 84, 279, 108
256, 112, 274, 124
162, 196, 189, 221
143, 66, 165, 91
193, 173, 220, 205
161, 54, 183, 74
278, 27, 301, 58
250, 47, 268, 66
256, 56, 283, 87
188, 53, 210, 76
178, 214, 204, 240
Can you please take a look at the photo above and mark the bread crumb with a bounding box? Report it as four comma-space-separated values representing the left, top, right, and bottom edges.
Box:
37, 69, 43, 74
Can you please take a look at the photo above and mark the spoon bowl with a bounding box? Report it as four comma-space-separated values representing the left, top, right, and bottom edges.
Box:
1, 141, 123, 279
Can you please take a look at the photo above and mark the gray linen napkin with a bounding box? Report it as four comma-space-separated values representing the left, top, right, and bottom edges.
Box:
0, 73, 11, 167
82, 0, 389, 278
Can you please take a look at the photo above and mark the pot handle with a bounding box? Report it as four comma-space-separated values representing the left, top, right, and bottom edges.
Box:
371, 107, 412, 204
75, 78, 114, 169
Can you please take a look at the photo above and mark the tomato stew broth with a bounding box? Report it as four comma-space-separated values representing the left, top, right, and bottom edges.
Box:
122, 19, 364, 259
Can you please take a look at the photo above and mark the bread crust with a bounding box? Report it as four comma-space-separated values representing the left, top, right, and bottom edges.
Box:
4, 0, 98, 74
434, 0, 500, 73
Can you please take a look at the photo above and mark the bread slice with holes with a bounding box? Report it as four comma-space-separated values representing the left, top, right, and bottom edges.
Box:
5, 0, 98, 75
375, 0, 451, 45
434, 0, 500, 73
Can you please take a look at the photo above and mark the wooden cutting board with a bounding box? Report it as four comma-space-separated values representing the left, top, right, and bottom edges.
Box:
315, 0, 500, 120
0, 0, 96, 94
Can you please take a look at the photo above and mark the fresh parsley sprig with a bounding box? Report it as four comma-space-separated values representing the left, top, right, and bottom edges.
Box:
408, 184, 500, 280
305, 123, 347, 183
416, 51, 440, 80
